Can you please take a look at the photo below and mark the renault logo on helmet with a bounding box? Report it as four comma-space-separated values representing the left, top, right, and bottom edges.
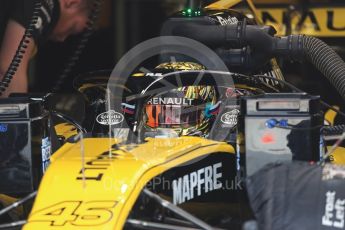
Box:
147, 97, 194, 106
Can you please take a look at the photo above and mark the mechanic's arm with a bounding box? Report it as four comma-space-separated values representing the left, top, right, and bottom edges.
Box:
0, 20, 36, 98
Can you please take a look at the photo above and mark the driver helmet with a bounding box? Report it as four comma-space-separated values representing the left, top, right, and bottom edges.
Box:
143, 62, 220, 137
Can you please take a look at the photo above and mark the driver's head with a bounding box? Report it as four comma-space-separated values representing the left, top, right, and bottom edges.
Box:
142, 62, 220, 137
144, 85, 219, 137
49, 0, 93, 42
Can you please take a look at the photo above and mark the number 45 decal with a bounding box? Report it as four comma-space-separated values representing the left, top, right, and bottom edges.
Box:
29, 201, 117, 226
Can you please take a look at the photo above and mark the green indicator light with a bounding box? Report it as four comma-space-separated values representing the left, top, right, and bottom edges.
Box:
187, 8, 192, 13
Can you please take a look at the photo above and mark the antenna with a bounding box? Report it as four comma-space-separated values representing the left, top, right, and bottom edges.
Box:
187, 0, 202, 9
75, 132, 86, 189
107, 88, 112, 158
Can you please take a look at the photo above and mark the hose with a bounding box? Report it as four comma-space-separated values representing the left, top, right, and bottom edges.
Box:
274, 35, 345, 101
322, 125, 345, 136
168, 19, 275, 49
164, 19, 345, 100
301, 36, 345, 101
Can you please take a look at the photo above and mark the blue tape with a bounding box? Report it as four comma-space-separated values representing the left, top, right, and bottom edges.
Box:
0, 124, 8, 133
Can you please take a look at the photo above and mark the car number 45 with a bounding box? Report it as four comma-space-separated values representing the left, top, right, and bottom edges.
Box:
28, 201, 117, 226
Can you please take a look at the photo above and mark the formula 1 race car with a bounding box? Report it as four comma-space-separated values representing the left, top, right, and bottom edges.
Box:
2, 0, 345, 230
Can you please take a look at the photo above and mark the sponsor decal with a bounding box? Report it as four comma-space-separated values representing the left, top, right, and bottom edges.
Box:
221, 109, 240, 126
322, 191, 345, 228
215, 16, 239, 26
41, 137, 51, 173
96, 110, 124, 125
145, 73, 163, 77
76, 151, 117, 181
147, 97, 194, 106
172, 162, 222, 205
258, 7, 345, 36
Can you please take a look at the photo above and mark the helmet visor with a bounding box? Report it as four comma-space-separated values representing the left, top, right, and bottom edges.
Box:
145, 103, 204, 129
145, 96, 220, 129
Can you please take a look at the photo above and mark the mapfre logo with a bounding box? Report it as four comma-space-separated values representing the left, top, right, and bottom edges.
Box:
172, 163, 222, 205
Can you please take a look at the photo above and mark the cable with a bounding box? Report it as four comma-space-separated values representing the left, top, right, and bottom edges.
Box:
52, 0, 103, 92
265, 118, 322, 131
322, 125, 345, 136
277, 125, 323, 131
0, 1, 42, 96
252, 74, 302, 92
